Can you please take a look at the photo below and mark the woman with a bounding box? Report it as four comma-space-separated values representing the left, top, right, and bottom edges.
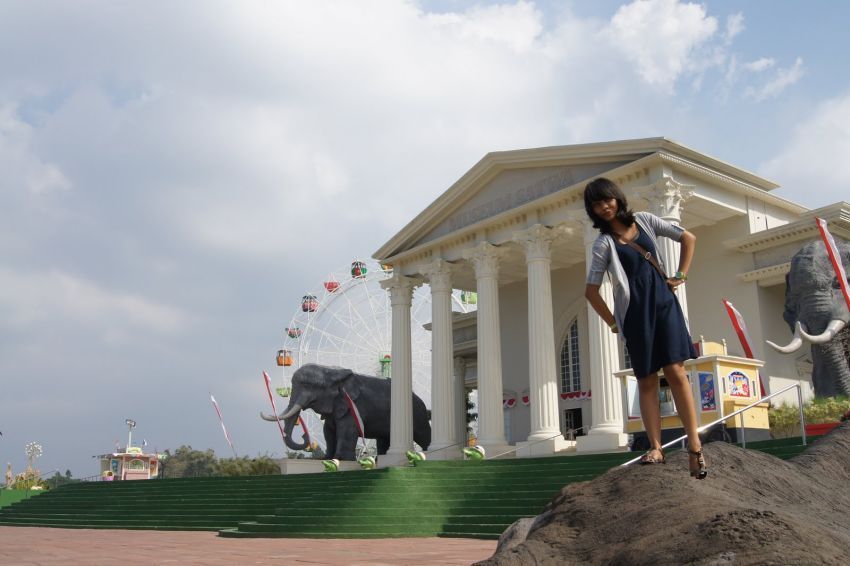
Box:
583, 177, 707, 479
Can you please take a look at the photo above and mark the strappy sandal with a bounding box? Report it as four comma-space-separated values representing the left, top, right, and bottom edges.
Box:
639, 449, 665, 465
688, 448, 708, 479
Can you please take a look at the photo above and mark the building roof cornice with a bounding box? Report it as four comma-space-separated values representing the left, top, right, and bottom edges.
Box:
653, 153, 804, 214
724, 202, 850, 253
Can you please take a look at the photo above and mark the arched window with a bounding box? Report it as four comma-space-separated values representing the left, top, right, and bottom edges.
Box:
560, 318, 581, 393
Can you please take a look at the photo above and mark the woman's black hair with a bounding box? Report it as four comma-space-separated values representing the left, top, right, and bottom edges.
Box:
583, 177, 635, 234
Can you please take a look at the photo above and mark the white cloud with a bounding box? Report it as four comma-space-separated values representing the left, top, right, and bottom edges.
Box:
724, 13, 745, 43
0, 1, 764, 265
0, 106, 72, 194
606, 0, 719, 93
26, 162, 71, 194
761, 92, 850, 206
743, 57, 775, 72
744, 57, 804, 101
432, 1, 544, 53
0, 268, 188, 335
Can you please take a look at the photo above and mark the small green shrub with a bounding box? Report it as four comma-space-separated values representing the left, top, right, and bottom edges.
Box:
9, 470, 48, 491
769, 396, 850, 438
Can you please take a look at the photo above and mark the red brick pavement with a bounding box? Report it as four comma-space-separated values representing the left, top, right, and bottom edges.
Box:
0, 526, 497, 565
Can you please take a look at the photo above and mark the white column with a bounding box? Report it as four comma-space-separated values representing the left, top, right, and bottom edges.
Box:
641, 176, 694, 325
463, 242, 510, 454
421, 259, 459, 459
574, 217, 629, 452
454, 356, 468, 450
380, 273, 418, 465
512, 225, 570, 456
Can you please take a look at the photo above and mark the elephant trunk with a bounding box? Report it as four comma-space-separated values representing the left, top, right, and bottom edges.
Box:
811, 338, 850, 397
283, 413, 308, 451
260, 401, 309, 451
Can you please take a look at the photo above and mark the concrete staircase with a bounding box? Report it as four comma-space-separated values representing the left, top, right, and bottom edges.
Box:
0, 437, 813, 539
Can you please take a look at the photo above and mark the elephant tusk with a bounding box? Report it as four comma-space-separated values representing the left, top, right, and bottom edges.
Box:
799, 319, 847, 344
280, 403, 303, 420
766, 321, 804, 354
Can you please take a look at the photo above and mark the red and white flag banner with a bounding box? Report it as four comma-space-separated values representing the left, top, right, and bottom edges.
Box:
209, 394, 238, 458
816, 217, 850, 311
722, 299, 767, 396
342, 388, 366, 457
342, 388, 365, 442
262, 371, 288, 446
723, 299, 755, 358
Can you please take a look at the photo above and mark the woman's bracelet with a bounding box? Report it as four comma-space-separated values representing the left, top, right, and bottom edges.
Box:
608, 321, 618, 332
674, 271, 688, 281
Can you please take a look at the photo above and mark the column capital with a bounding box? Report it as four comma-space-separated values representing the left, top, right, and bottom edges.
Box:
636, 176, 695, 221
512, 224, 562, 262
380, 273, 421, 306
453, 356, 467, 377
418, 258, 454, 293
566, 210, 598, 245
463, 242, 505, 279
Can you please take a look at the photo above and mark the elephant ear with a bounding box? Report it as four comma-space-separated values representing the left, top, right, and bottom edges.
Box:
331, 368, 359, 421
330, 368, 358, 400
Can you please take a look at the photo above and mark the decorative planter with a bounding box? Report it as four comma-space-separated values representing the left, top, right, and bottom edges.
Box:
804, 422, 841, 436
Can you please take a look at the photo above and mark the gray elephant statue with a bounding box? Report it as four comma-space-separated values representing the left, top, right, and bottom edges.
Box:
261, 363, 431, 460
767, 239, 850, 396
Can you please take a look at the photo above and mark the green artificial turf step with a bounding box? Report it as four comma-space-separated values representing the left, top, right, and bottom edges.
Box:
0, 436, 817, 538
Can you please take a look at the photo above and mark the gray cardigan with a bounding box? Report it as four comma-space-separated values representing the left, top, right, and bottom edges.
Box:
586, 211, 684, 338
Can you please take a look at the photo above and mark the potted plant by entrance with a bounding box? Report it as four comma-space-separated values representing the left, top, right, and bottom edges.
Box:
803, 397, 850, 436
769, 397, 850, 438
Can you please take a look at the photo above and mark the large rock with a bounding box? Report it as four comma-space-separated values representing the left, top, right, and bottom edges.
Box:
478, 423, 850, 565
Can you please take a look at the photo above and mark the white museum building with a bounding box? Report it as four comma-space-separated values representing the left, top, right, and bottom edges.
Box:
372, 138, 850, 464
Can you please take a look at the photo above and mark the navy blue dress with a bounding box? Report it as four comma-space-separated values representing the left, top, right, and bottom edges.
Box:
615, 227, 696, 379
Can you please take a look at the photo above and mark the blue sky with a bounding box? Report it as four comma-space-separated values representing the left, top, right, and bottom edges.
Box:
1, 0, 848, 477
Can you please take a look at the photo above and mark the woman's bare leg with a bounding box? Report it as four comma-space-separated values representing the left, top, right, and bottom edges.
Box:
663, 362, 702, 452
638, 374, 662, 457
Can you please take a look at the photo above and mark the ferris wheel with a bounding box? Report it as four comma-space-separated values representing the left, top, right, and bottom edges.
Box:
274, 258, 476, 454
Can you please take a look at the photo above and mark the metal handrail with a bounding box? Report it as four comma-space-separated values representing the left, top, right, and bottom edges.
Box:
78, 474, 102, 482
427, 427, 585, 460
487, 432, 565, 460
422, 441, 467, 458
621, 382, 806, 467
565, 426, 586, 441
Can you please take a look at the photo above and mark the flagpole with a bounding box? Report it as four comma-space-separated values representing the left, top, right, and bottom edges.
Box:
209, 393, 238, 458
262, 371, 288, 449
816, 217, 850, 310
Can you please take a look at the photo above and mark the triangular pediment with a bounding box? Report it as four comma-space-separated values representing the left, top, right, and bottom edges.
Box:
374, 137, 782, 261
413, 160, 630, 248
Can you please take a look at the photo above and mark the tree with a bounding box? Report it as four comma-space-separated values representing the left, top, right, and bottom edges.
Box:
157, 446, 286, 477
45, 470, 78, 490
214, 455, 280, 476
159, 445, 217, 478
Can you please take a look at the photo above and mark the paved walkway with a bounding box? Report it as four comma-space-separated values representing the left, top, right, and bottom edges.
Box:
0, 527, 496, 565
